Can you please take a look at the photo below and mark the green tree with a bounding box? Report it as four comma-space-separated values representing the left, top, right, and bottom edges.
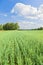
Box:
3, 22, 19, 30
14, 23, 19, 30
37, 27, 43, 30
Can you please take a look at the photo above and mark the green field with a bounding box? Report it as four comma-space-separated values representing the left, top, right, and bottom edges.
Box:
0, 30, 43, 65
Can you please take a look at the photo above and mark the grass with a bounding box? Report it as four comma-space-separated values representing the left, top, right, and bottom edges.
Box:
0, 30, 43, 65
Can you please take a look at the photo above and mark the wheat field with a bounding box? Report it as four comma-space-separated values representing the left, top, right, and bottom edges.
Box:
0, 30, 43, 65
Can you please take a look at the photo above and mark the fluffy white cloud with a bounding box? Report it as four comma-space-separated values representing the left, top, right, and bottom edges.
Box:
11, 3, 43, 20
11, 3, 37, 19
11, 3, 43, 29
38, 4, 43, 20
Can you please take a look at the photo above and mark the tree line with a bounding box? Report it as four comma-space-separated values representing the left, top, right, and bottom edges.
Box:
0, 22, 43, 30
37, 27, 43, 30
0, 22, 19, 30
32, 27, 43, 30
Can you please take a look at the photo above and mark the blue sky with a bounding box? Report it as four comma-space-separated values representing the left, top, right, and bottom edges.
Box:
0, 0, 43, 29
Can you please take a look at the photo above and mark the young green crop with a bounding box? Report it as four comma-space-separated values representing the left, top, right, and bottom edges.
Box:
0, 30, 43, 65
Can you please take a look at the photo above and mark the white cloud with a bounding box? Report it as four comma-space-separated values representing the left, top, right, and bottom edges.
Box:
18, 21, 43, 29
11, 3, 43, 20
11, 3, 43, 29
0, 14, 7, 17
38, 4, 43, 20
4, 14, 7, 17
11, 3, 37, 19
